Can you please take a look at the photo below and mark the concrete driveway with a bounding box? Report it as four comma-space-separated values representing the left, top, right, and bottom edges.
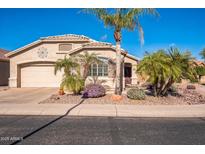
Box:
0, 88, 57, 104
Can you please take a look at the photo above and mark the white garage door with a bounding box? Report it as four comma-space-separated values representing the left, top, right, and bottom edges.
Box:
21, 64, 62, 87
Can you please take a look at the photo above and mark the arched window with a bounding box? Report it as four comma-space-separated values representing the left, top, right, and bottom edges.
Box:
88, 57, 108, 76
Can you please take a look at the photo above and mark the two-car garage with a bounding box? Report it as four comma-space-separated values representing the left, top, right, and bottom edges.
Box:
19, 62, 62, 88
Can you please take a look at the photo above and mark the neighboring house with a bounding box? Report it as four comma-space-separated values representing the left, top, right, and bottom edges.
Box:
6, 34, 139, 90
0, 49, 10, 86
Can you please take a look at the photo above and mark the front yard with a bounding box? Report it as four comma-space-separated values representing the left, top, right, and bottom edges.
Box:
40, 83, 205, 105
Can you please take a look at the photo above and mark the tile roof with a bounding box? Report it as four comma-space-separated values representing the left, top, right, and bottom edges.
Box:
82, 41, 127, 53
82, 42, 112, 47
193, 60, 205, 66
0, 48, 9, 61
40, 34, 91, 41
7, 34, 139, 61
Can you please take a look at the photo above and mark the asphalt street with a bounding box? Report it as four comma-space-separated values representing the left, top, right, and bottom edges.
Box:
0, 115, 205, 145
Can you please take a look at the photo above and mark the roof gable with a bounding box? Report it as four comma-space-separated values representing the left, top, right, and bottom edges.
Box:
6, 34, 139, 61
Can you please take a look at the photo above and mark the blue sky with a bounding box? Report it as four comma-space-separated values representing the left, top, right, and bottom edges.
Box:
0, 8, 205, 59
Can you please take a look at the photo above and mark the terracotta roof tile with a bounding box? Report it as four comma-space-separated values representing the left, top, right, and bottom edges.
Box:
40, 34, 91, 41
82, 42, 112, 47
193, 60, 205, 66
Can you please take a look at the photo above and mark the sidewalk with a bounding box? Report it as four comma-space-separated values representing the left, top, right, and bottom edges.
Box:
0, 102, 205, 117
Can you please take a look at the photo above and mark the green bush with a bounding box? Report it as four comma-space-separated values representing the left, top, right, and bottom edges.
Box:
168, 85, 179, 96
168, 85, 177, 93
127, 88, 146, 100
61, 75, 84, 95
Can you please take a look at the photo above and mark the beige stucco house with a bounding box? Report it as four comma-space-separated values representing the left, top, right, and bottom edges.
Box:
6, 34, 139, 90
0, 49, 10, 86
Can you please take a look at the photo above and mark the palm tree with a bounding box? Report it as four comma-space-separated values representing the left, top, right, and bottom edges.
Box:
84, 8, 158, 95
54, 56, 84, 94
75, 51, 99, 80
161, 48, 196, 95
200, 48, 205, 61
137, 50, 170, 96
137, 47, 196, 96
54, 56, 79, 77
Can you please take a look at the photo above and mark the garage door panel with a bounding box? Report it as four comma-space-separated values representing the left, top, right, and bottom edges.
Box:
21, 64, 62, 87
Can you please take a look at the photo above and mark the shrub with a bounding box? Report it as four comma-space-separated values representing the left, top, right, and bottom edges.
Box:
186, 85, 196, 90
168, 85, 179, 96
61, 75, 84, 95
83, 84, 106, 98
168, 85, 178, 93
127, 88, 145, 100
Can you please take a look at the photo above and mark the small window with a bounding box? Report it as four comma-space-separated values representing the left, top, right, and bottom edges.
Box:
59, 44, 72, 51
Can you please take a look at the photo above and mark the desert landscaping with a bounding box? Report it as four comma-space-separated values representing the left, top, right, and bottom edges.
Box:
40, 83, 205, 105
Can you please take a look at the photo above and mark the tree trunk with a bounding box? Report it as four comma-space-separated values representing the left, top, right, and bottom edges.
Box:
83, 64, 89, 80
153, 83, 158, 97
199, 75, 202, 81
115, 41, 122, 95
161, 78, 174, 96
157, 77, 167, 96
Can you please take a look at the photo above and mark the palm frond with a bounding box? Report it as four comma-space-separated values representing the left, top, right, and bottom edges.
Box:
83, 8, 158, 45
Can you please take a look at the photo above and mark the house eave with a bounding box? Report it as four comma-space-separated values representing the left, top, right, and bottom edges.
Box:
0, 58, 9, 62
6, 40, 42, 58
68, 46, 139, 62
6, 39, 90, 58
6, 35, 139, 62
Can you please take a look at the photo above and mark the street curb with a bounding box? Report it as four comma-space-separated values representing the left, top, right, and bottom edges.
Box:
0, 103, 205, 118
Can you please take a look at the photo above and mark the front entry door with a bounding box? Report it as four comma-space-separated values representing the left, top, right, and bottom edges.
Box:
124, 64, 132, 85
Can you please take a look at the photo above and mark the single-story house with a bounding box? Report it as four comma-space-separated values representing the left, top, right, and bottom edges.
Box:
0, 48, 10, 86
6, 34, 139, 90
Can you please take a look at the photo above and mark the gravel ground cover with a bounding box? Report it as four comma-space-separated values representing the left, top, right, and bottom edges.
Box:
40, 86, 205, 105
